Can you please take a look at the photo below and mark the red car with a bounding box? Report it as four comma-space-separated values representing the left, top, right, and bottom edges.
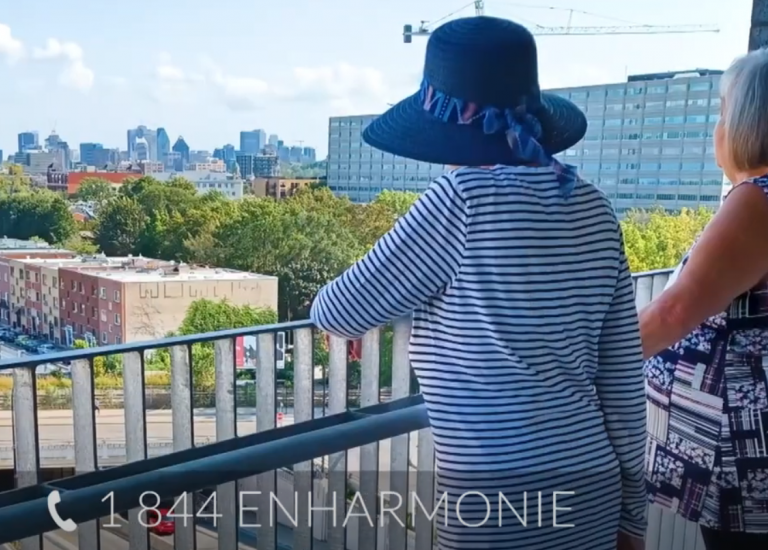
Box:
145, 508, 174, 536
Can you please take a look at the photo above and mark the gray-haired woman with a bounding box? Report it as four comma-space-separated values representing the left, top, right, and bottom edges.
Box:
641, 48, 768, 550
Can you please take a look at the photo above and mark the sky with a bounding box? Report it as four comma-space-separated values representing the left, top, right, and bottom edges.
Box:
0, 0, 753, 159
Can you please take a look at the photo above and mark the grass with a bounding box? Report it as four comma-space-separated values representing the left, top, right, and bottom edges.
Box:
0, 372, 175, 391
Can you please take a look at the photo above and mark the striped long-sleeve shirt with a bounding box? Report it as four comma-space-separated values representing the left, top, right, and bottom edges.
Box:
311, 166, 646, 545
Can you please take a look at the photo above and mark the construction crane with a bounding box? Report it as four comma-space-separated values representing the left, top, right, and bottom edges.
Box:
403, 2, 719, 43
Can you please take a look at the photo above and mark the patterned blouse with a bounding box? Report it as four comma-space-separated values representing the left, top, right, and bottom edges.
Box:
645, 174, 768, 533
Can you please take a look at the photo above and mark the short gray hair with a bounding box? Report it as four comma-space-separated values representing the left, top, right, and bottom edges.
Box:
720, 48, 768, 171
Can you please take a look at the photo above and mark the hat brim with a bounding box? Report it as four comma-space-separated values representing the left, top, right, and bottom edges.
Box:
362, 91, 587, 166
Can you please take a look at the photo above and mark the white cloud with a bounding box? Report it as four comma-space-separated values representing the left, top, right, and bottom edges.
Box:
31, 37, 94, 91
153, 57, 395, 114
0, 23, 24, 64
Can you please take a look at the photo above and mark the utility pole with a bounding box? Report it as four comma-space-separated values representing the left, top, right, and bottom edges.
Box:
749, 0, 768, 50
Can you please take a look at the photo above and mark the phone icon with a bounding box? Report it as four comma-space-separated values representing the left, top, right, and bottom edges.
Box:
48, 490, 77, 532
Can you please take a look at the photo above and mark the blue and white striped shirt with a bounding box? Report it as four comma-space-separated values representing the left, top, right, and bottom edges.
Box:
311, 166, 646, 544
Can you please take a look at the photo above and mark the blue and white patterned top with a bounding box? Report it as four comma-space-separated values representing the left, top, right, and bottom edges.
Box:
311, 166, 646, 548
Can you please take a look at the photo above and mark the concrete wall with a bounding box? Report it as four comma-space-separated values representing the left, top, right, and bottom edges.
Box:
123, 276, 278, 342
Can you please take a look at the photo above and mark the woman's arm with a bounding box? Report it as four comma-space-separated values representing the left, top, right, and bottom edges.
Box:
310, 174, 468, 339
640, 182, 768, 359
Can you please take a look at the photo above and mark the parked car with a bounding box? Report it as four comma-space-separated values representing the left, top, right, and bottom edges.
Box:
145, 508, 174, 536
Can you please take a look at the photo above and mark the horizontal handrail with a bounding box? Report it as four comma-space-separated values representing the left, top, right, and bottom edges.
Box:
0, 319, 314, 370
0, 395, 429, 543
0, 268, 675, 372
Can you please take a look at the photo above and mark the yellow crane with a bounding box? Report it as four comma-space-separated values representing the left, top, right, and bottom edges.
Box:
403, 1, 719, 43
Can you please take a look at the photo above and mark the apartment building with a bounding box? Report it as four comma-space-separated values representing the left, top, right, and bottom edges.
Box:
2, 254, 277, 346
0, 242, 75, 328
57, 260, 277, 345
326, 69, 727, 215
251, 177, 319, 199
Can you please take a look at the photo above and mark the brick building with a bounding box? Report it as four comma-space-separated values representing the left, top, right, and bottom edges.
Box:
0, 240, 75, 329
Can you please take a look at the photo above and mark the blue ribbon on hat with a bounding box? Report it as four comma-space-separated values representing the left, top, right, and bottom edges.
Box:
419, 79, 578, 197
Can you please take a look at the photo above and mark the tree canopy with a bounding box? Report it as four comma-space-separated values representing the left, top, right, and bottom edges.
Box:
620, 207, 714, 272
75, 178, 115, 203
0, 187, 76, 244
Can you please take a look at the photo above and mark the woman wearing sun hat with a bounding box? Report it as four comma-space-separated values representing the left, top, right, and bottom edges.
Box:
311, 16, 646, 550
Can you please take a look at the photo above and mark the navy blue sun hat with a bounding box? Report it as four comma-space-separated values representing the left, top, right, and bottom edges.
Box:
363, 16, 586, 194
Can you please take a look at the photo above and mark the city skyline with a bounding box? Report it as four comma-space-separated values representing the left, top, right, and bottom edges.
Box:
0, 0, 751, 159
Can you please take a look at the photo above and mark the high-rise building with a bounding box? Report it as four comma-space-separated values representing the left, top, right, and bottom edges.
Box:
172, 136, 190, 170
127, 126, 157, 161
239, 129, 266, 154
79, 143, 113, 169
268, 134, 279, 146
44, 132, 71, 171
17, 131, 39, 153
327, 69, 727, 211
302, 147, 317, 163
156, 128, 171, 168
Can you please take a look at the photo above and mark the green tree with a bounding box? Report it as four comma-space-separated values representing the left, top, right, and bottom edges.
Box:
621, 207, 714, 272
0, 189, 76, 243
146, 299, 277, 384
373, 189, 420, 218
75, 178, 115, 203
94, 196, 147, 255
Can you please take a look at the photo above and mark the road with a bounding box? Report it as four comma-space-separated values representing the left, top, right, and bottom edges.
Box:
0, 407, 421, 473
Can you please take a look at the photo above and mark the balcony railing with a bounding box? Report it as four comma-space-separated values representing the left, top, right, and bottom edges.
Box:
0, 268, 705, 550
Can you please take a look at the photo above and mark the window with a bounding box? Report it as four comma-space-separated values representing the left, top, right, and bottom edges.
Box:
664, 116, 684, 124
564, 149, 578, 156
686, 115, 708, 124
640, 162, 659, 170
710, 98, 721, 107
71, 302, 77, 312
668, 84, 687, 93
621, 148, 639, 155
99, 287, 106, 299
617, 193, 635, 199
701, 195, 721, 202
602, 133, 620, 141
101, 310, 107, 322
570, 92, 587, 100
684, 146, 703, 154
685, 131, 707, 139
624, 118, 640, 126
690, 81, 711, 91
681, 162, 703, 170
663, 132, 683, 140
644, 117, 663, 125
91, 307, 97, 318
114, 313, 121, 325
678, 194, 698, 201
607, 88, 625, 97
622, 163, 639, 170
647, 86, 667, 94
102, 332, 108, 344
79, 304, 85, 314
34, 273, 39, 283
657, 193, 675, 200
71, 281, 76, 291
662, 147, 681, 154
660, 162, 680, 171
604, 119, 622, 127
665, 100, 686, 108
581, 163, 600, 171
687, 98, 708, 107
42, 274, 47, 285
601, 149, 619, 156
53, 297, 58, 307
600, 163, 619, 170
709, 114, 720, 123
639, 178, 658, 185
114, 290, 121, 302
115, 335, 122, 345
35, 292, 40, 302
623, 133, 640, 141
